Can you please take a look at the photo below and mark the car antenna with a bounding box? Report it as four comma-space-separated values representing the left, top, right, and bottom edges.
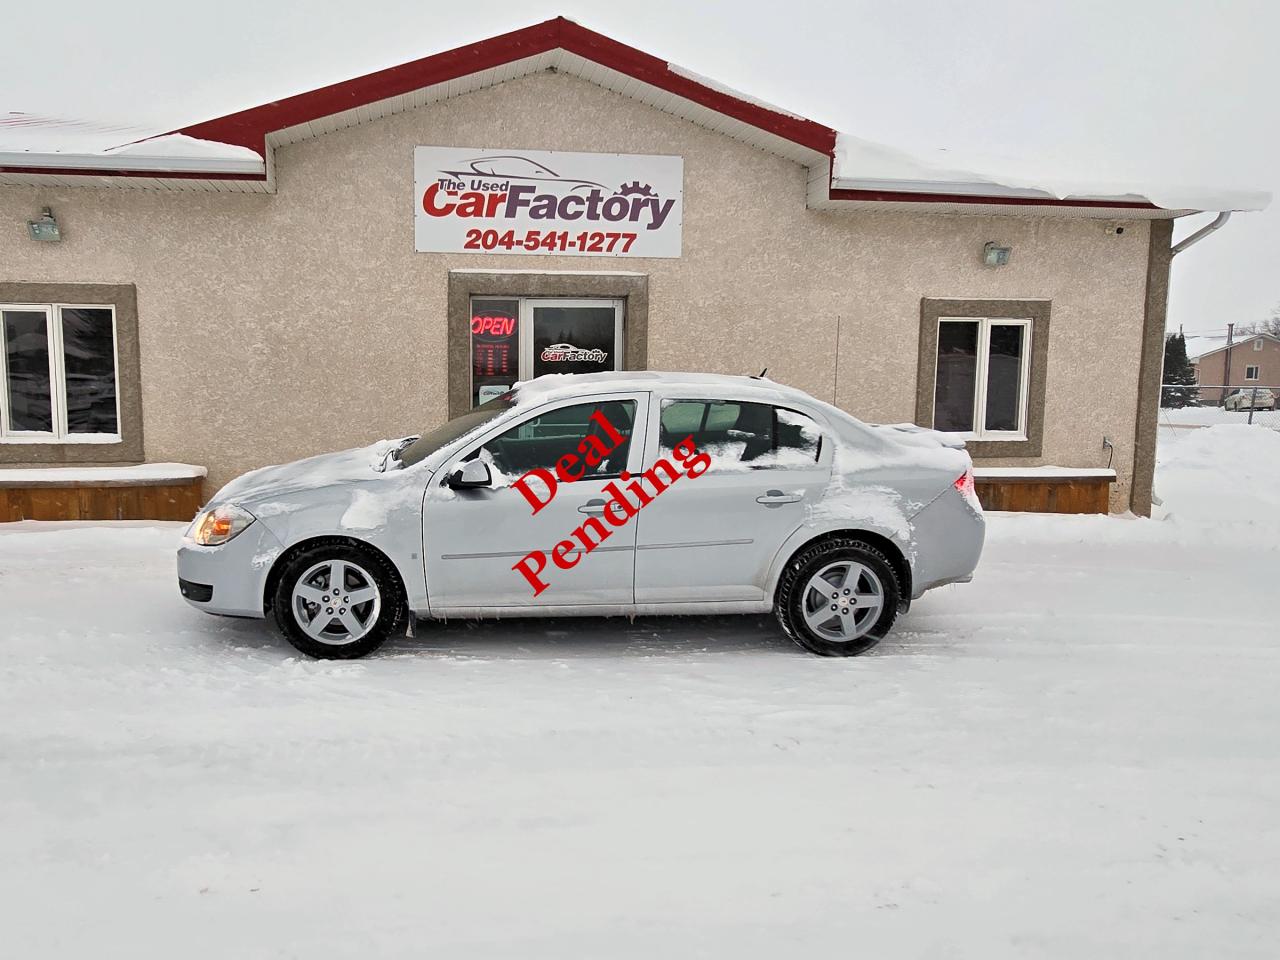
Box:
752, 367, 768, 379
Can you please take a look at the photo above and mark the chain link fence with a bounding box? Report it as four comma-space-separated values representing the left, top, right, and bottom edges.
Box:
1161, 384, 1280, 430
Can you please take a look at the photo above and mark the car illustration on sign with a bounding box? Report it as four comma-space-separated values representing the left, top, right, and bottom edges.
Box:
439, 155, 608, 191
177, 372, 985, 661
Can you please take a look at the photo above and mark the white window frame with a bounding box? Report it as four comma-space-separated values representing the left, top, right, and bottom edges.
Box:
934, 316, 1032, 441
1253, 339, 1264, 351
0, 302, 121, 443
467, 296, 623, 406
1245, 364, 1260, 381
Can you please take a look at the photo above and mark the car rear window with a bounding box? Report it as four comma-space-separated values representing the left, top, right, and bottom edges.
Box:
658, 400, 821, 469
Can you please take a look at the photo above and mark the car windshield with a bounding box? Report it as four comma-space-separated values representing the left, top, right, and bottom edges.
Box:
399, 392, 517, 467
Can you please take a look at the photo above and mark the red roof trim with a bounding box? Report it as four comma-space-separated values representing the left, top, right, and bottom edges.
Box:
176, 17, 836, 156
5, 17, 1170, 212
0, 164, 267, 182
828, 185, 1161, 211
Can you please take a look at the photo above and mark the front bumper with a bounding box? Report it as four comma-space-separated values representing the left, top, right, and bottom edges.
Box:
176, 519, 285, 618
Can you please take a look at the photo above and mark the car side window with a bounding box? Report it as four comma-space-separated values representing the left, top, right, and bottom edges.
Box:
473, 399, 636, 479
658, 400, 821, 470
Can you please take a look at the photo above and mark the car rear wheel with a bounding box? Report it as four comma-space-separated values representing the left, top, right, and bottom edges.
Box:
775, 537, 901, 656
272, 543, 405, 659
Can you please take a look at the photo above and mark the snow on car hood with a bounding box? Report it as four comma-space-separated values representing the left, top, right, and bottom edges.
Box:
209, 438, 418, 509
871, 422, 968, 451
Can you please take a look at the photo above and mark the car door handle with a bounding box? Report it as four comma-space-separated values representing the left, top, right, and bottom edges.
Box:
578, 499, 607, 515
756, 490, 803, 506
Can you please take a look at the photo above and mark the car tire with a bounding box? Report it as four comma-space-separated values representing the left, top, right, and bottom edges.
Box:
272, 542, 405, 659
774, 537, 901, 657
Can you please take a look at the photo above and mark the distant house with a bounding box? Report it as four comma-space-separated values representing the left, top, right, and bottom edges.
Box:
1186, 333, 1280, 403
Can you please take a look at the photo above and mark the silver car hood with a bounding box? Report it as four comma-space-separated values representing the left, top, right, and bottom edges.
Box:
210, 439, 416, 508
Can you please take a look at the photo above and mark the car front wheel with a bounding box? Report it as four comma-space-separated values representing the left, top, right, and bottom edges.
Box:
272, 543, 405, 659
775, 537, 901, 656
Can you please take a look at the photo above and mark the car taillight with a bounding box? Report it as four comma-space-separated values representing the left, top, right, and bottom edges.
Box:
954, 468, 983, 512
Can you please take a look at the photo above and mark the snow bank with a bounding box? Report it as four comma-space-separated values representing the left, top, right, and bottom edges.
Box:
1154, 424, 1280, 528
1160, 406, 1279, 428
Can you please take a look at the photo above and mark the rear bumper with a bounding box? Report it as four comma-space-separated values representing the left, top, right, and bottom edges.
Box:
909, 492, 985, 598
176, 520, 283, 618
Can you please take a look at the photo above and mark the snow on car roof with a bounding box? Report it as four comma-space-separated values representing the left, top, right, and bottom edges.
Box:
511, 371, 822, 406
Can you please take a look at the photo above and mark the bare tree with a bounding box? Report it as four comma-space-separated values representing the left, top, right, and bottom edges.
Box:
1235, 305, 1280, 339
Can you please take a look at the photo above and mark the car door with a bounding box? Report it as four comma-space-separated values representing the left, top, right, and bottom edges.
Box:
422, 392, 650, 611
633, 396, 832, 603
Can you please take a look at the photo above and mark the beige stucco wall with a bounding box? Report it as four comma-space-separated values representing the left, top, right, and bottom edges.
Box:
1, 70, 1150, 508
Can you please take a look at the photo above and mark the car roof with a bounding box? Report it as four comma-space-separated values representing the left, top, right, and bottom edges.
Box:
514, 370, 819, 406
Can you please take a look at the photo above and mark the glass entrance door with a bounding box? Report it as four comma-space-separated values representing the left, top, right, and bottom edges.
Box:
469, 297, 624, 407
524, 299, 623, 380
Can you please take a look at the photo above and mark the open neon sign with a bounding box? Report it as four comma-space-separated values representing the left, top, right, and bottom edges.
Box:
471, 314, 517, 338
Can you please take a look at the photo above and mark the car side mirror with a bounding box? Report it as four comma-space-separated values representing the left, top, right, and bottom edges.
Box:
447, 459, 493, 490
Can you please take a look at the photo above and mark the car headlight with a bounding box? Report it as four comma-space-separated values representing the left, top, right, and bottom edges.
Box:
188, 504, 256, 545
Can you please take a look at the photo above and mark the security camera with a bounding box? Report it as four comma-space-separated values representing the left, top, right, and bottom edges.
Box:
1105, 223, 1126, 236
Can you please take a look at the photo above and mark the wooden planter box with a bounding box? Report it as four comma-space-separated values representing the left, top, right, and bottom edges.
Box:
974, 468, 1115, 514
0, 466, 205, 523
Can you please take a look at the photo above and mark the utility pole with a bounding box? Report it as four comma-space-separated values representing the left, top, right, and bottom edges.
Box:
1221, 322, 1234, 406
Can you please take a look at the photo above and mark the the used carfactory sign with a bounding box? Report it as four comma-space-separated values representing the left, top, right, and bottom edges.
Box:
414, 146, 683, 257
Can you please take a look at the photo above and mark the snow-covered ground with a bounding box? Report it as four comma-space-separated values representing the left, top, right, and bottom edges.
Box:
3, 426, 1279, 958
1160, 404, 1279, 429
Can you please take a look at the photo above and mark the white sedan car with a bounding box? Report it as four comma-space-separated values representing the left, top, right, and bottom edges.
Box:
178, 372, 984, 658
1223, 388, 1275, 412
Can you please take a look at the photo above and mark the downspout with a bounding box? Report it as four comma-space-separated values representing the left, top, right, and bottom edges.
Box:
1135, 210, 1233, 515
1171, 211, 1231, 256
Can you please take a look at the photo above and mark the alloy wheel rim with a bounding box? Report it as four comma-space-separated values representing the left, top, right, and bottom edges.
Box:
802, 560, 885, 642
291, 559, 381, 645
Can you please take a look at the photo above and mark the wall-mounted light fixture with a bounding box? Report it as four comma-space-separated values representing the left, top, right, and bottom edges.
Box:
27, 207, 61, 242
983, 241, 1010, 267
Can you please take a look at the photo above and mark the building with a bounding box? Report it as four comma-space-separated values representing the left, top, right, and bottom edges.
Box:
0, 17, 1270, 519
1186, 333, 1280, 404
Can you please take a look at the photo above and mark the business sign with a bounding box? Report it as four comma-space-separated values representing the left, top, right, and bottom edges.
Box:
414, 146, 683, 258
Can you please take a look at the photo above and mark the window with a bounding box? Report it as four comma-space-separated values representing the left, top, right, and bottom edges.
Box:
1253, 339, 1264, 351
1, 304, 119, 441
658, 400, 821, 470
475, 399, 636, 478
933, 317, 1031, 439
1245, 365, 1260, 381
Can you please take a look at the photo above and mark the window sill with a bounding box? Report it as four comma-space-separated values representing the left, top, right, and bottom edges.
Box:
0, 434, 122, 445
943, 432, 1028, 443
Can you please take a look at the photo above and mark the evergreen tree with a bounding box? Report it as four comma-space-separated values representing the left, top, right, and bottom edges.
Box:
1161, 332, 1199, 408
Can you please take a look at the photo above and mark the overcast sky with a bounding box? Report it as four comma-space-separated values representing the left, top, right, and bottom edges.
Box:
4, 0, 1274, 336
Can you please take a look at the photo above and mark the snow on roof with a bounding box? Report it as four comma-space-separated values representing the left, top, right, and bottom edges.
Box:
1184, 335, 1229, 361
1185, 332, 1280, 361
833, 133, 1270, 214
0, 18, 1268, 212
0, 112, 164, 153
0, 112, 263, 174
